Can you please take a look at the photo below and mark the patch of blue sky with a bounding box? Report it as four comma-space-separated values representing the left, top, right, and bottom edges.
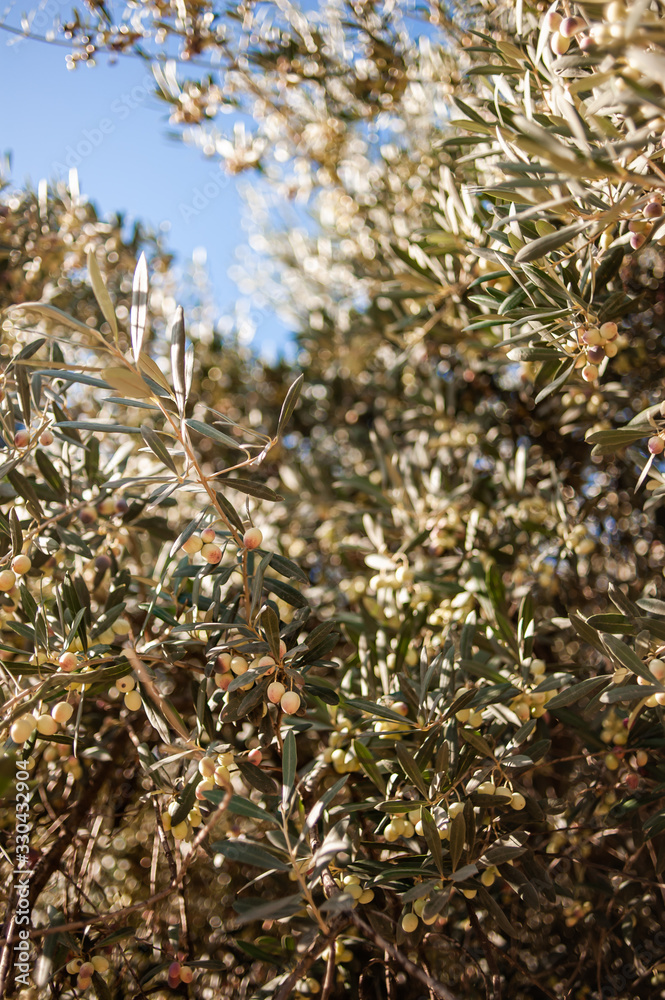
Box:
0, 26, 291, 356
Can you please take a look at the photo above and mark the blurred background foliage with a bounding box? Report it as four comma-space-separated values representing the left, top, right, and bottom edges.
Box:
3, 0, 665, 998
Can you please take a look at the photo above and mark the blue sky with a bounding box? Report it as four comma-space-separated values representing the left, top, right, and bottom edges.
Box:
0, 32, 289, 355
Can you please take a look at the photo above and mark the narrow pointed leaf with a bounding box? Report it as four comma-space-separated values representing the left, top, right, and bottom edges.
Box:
139, 354, 173, 394
170, 307, 187, 412
513, 221, 589, 263
421, 807, 444, 875
16, 364, 31, 425
141, 425, 178, 473
282, 728, 297, 811
534, 358, 576, 405
476, 886, 519, 936
9, 507, 22, 558
277, 374, 304, 437
235, 759, 278, 795
130, 252, 148, 362
259, 605, 281, 660
395, 743, 428, 797
209, 839, 290, 871
186, 419, 242, 450
216, 478, 283, 502
212, 488, 244, 534
449, 811, 466, 871
6, 302, 95, 335
353, 739, 386, 793
601, 632, 654, 682
104, 368, 152, 399
87, 249, 118, 340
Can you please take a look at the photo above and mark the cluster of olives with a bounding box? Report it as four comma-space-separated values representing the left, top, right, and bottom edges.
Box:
381, 784, 526, 851
0, 553, 32, 592
510, 687, 554, 722
324, 713, 364, 772
361, 551, 466, 629
181, 525, 224, 565
562, 522, 596, 556
367, 563, 413, 593
8, 661, 139, 748
293, 976, 321, 996
627, 194, 664, 250
332, 872, 375, 906
400, 868, 502, 933
547, 1, 665, 56
363, 564, 430, 628
647, 402, 665, 456
165, 802, 201, 842
507, 494, 551, 527
164, 746, 269, 841
464, 780, 526, 812
545, 9, 588, 56
115, 673, 141, 711
167, 961, 195, 988
601, 708, 629, 748
181, 524, 263, 566
372, 700, 409, 739
180, 523, 305, 715
635, 657, 665, 705
387, 802, 457, 843
455, 706, 485, 727
327, 742, 362, 774
562, 321, 619, 384
563, 899, 593, 928
65, 956, 109, 992
383, 811, 421, 842
401, 906, 437, 933
213, 640, 301, 717
455, 659, 554, 728
320, 938, 355, 966
193, 748, 236, 804
589, 0, 662, 46
11, 425, 54, 450
325, 701, 409, 775
428, 590, 476, 629
507, 658, 557, 721
10, 699, 74, 744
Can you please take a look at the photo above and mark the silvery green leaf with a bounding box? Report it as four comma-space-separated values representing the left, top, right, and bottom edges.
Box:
130, 252, 149, 363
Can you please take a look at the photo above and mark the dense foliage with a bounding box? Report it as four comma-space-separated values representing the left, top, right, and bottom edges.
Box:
4, 1, 665, 998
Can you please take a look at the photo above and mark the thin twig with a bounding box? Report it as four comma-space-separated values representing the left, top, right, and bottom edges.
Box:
274, 918, 348, 1000
349, 911, 460, 1000
0, 888, 174, 945
466, 901, 501, 1000
0, 913, 15, 997
1, 790, 233, 948
125, 648, 196, 745
385, 953, 396, 1000
321, 946, 336, 1000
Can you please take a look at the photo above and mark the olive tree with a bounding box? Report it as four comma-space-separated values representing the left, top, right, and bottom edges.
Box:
3, 1, 665, 998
